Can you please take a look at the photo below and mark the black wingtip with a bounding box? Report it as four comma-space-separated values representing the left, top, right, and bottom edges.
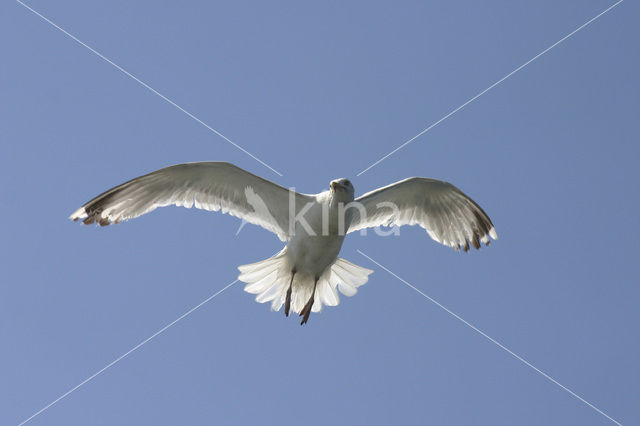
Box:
472, 234, 481, 250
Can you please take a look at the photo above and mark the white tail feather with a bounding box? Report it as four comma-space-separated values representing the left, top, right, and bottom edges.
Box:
238, 252, 373, 315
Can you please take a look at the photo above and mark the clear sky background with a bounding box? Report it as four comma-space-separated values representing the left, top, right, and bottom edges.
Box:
2, 1, 638, 425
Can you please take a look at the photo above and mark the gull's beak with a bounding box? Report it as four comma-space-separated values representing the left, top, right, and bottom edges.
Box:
330, 181, 340, 191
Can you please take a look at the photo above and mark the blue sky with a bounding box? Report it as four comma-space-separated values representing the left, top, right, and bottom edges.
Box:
2, 1, 638, 425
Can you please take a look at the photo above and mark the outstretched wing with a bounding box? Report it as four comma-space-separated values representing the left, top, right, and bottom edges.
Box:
70, 162, 310, 241
348, 177, 497, 251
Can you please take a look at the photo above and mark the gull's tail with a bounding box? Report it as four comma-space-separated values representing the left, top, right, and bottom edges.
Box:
238, 249, 373, 315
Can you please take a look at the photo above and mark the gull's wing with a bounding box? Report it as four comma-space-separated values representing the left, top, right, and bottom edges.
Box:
70, 162, 310, 241
348, 178, 497, 251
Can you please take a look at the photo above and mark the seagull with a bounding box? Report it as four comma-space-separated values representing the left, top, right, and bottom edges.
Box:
70, 162, 497, 324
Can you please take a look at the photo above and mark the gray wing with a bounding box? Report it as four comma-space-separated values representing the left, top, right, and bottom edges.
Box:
70, 162, 309, 241
348, 177, 497, 251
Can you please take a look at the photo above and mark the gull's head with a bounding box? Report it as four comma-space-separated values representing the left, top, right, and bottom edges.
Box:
330, 178, 355, 201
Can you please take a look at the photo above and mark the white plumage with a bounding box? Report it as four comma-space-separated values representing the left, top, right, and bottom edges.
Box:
238, 250, 371, 314
70, 162, 497, 324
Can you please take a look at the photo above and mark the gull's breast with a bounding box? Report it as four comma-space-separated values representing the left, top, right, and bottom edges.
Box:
285, 199, 346, 277
286, 234, 345, 277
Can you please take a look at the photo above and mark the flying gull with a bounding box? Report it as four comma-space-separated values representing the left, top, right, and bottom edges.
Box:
70, 162, 497, 324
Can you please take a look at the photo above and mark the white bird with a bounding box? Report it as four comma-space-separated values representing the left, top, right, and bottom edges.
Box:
70, 162, 497, 324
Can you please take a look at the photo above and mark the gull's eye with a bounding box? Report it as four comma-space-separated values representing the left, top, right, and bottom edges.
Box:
344, 180, 351, 187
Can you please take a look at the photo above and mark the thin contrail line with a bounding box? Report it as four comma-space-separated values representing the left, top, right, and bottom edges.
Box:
357, 250, 622, 426
15, 0, 283, 177
17, 280, 238, 426
356, 0, 624, 176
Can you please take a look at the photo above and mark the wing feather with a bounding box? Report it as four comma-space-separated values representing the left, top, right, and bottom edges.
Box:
348, 177, 497, 250
69, 162, 310, 241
